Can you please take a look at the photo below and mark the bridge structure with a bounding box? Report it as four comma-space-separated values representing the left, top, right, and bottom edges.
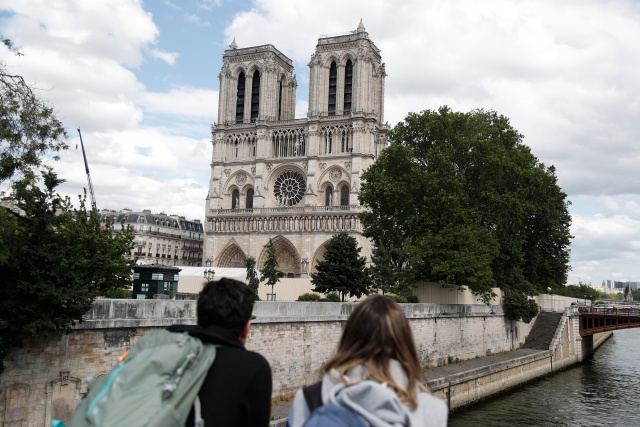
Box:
578, 306, 640, 336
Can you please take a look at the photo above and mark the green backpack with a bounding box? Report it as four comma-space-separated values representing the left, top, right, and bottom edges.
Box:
65, 330, 217, 427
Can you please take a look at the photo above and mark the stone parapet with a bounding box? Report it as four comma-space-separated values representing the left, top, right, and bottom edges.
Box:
0, 299, 529, 426
78, 299, 505, 327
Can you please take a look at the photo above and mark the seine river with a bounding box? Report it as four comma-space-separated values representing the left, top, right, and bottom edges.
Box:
449, 329, 640, 427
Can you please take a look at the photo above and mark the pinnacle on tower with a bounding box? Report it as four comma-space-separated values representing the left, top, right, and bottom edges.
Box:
229, 37, 238, 50
357, 19, 366, 33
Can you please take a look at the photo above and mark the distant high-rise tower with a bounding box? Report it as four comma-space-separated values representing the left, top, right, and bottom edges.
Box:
204, 22, 387, 276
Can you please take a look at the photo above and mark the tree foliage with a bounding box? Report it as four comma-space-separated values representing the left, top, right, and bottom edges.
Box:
0, 48, 134, 372
1, 39, 67, 186
503, 289, 539, 323
359, 107, 572, 320
311, 232, 370, 302
368, 241, 415, 297
550, 282, 604, 301
0, 170, 135, 373
260, 239, 281, 298
245, 256, 260, 301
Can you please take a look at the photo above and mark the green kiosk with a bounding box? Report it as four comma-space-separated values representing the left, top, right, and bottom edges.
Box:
131, 264, 181, 299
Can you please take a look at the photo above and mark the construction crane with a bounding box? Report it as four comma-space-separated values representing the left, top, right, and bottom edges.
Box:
77, 128, 98, 213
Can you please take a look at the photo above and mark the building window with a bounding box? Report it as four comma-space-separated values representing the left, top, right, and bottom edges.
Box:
343, 60, 352, 114
320, 125, 351, 155
341, 185, 349, 206
141, 283, 149, 292
232, 189, 240, 209
246, 188, 254, 209
272, 128, 306, 158
251, 70, 260, 121
278, 79, 283, 120
328, 62, 337, 116
236, 72, 245, 124
273, 170, 306, 206
325, 185, 333, 206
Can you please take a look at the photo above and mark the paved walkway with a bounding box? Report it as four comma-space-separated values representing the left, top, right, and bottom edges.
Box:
270, 348, 546, 421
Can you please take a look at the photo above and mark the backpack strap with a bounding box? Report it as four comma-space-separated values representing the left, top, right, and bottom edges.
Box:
302, 382, 323, 412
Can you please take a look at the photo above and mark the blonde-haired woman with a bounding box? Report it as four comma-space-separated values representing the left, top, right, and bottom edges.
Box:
288, 295, 448, 427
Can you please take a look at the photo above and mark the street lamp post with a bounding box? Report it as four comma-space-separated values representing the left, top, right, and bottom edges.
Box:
204, 268, 215, 281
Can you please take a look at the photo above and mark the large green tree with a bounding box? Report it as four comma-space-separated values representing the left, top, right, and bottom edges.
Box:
359, 107, 572, 320
0, 44, 135, 372
0, 171, 135, 373
260, 239, 282, 300
311, 232, 370, 302
367, 242, 414, 297
1, 39, 67, 185
245, 256, 261, 301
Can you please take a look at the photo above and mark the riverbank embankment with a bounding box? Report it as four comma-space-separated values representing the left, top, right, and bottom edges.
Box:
268, 312, 612, 426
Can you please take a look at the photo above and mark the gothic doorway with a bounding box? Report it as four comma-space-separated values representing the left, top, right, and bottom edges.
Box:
257, 235, 301, 277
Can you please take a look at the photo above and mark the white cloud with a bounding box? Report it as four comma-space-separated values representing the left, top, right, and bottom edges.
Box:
197, 1, 222, 12
55, 127, 211, 221
150, 48, 179, 65
2, 0, 640, 283
1, 0, 158, 68
186, 14, 210, 27
139, 87, 218, 120
220, 0, 640, 285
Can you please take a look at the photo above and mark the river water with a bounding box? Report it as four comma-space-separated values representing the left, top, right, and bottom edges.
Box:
448, 329, 640, 427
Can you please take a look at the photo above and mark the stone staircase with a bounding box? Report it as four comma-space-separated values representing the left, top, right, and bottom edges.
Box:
522, 311, 564, 350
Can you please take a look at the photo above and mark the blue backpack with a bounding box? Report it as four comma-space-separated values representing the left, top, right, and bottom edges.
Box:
301, 382, 368, 427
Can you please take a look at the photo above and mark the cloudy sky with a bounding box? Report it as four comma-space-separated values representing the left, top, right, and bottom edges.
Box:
1, 0, 639, 287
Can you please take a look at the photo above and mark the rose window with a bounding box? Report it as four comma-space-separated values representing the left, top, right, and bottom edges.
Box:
274, 171, 306, 206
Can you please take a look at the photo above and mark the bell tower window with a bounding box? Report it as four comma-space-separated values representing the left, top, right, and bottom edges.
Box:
246, 188, 254, 209
328, 61, 337, 116
325, 185, 333, 206
343, 60, 352, 115
236, 72, 245, 124
340, 185, 350, 206
278, 79, 283, 121
251, 70, 260, 121
232, 189, 240, 209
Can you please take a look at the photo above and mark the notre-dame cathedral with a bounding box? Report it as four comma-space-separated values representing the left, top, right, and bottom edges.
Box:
204, 21, 387, 277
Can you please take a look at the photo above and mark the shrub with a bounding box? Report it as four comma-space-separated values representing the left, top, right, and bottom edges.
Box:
504, 290, 539, 323
297, 292, 323, 302
324, 292, 340, 302
406, 295, 420, 303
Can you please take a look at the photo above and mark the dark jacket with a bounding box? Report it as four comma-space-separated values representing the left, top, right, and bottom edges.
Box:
167, 324, 272, 427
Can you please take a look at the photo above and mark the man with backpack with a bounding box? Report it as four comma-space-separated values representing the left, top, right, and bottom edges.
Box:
168, 277, 273, 426
68, 277, 272, 427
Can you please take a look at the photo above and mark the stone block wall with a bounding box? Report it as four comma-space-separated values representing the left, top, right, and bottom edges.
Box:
0, 300, 531, 426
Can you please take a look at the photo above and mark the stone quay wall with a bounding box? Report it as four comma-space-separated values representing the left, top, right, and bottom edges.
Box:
1, 299, 531, 426
427, 308, 611, 411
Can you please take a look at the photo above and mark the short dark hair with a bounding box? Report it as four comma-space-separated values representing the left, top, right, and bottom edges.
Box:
197, 278, 255, 336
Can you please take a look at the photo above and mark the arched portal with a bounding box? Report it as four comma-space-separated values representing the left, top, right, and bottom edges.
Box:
311, 242, 328, 274
257, 235, 301, 277
217, 242, 247, 268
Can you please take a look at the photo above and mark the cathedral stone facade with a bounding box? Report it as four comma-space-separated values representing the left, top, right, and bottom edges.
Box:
204, 21, 387, 277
